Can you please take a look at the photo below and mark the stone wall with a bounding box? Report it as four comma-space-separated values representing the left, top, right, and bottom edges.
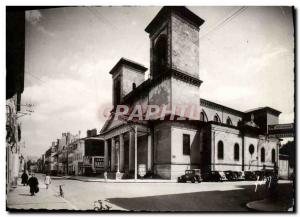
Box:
153, 122, 171, 178
171, 13, 199, 78
171, 77, 200, 119
122, 65, 145, 98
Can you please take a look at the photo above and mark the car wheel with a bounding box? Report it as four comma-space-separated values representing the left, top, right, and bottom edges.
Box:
191, 178, 196, 183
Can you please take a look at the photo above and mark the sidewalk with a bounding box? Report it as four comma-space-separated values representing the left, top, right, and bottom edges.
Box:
67, 175, 177, 183
246, 199, 294, 212
7, 180, 77, 211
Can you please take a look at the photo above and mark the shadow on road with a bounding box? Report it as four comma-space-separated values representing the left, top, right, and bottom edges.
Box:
107, 184, 293, 212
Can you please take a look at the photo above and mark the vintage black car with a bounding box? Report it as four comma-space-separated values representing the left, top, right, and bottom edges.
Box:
177, 169, 202, 183
202, 171, 227, 182
224, 171, 238, 181
244, 171, 257, 181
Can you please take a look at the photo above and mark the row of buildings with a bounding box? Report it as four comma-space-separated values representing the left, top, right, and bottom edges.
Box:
38, 129, 105, 176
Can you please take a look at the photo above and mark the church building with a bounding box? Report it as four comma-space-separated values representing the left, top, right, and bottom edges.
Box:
99, 6, 282, 179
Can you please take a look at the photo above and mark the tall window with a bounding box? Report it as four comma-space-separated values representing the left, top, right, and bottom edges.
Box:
214, 114, 221, 123
217, 141, 224, 159
113, 78, 121, 106
183, 134, 190, 155
272, 149, 276, 163
154, 35, 168, 77
132, 82, 136, 90
249, 144, 254, 156
226, 117, 232, 126
234, 143, 239, 161
261, 147, 265, 162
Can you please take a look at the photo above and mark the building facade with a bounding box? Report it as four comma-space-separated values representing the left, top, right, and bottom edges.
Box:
6, 8, 25, 189
99, 6, 285, 180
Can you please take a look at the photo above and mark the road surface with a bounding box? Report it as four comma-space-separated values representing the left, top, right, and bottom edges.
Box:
7, 173, 294, 211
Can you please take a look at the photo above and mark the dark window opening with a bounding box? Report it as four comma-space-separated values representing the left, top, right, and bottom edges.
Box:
217, 141, 224, 159
249, 144, 254, 155
153, 35, 168, 77
234, 143, 239, 161
114, 78, 121, 106
261, 147, 265, 162
132, 82, 136, 90
226, 117, 232, 126
214, 114, 221, 123
272, 149, 275, 163
183, 134, 190, 155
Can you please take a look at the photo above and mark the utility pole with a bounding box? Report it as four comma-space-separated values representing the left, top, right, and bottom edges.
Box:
134, 125, 137, 181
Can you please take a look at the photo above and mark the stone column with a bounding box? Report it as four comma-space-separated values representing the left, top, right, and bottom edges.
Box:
111, 137, 115, 171
104, 140, 108, 170
119, 134, 125, 172
116, 141, 120, 173
147, 133, 152, 171
129, 131, 134, 171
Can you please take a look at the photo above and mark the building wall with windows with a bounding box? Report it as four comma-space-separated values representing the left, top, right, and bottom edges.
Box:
170, 122, 200, 179
210, 124, 242, 171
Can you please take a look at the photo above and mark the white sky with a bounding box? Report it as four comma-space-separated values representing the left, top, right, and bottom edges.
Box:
22, 6, 294, 157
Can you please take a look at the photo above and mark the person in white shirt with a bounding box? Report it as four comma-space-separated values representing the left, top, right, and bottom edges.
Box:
44, 174, 51, 190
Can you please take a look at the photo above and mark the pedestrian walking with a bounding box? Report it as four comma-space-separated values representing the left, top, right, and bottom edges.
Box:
21, 171, 28, 186
27, 173, 39, 196
44, 174, 51, 190
104, 171, 107, 182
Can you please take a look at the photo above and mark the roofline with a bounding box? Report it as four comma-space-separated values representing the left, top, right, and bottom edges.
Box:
109, 58, 148, 75
245, 106, 282, 116
145, 6, 205, 33
200, 98, 244, 116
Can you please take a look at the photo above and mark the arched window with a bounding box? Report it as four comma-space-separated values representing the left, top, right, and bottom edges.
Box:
272, 149, 276, 163
154, 35, 168, 77
234, 143, 239, 161
217, 141, 224, 159
214, 114, 221, 123
132, 83, 136, 90
249, 144, 254, 155
261, 147, 265, 162
226, 117, 232, 126
200, 111, 208, 122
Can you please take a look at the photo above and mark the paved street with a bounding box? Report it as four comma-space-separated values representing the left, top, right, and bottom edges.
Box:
7, 173, 293, 211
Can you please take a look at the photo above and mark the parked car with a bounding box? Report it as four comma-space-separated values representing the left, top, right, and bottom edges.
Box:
224, 171, 237, 181
244, 171, 257, 181
177, 169, 203, 183
203, 171, 227, 182
218, 171, 228, 181
235, 171, 245, 181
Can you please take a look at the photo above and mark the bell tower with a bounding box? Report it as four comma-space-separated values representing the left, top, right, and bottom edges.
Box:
109, 58, 147, 107
145, 6, 204, 80
145, 7, 205, 119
